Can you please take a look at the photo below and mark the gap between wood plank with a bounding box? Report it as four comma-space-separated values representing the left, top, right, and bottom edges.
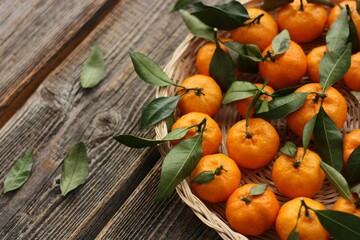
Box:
0, 0, 120, 130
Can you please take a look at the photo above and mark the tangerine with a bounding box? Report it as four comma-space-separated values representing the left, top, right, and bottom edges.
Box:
306, 45, 328, 83
333, 194, 360, 218
344, 52, 360, 91
343, 128, 360, 166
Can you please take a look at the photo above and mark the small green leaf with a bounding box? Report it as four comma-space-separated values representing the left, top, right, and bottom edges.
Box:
307, 0, 334, 7
224, 41, 261, 73
3, 151, 33, 194
346, 145, 360, 185
272, 29, 291, 55
249, 184, 268, 196
348, 16, 360, 53
287, 227, 299, 240
255, 99, 269, 114
261, 0, 293, 11
270, 85, 301, 97
254, 92, 309, 119
315, 210, 360, 240
179, 10, 215, 42
113, 128, 189, 148
280, 141, 297, 158
129, 52, 174, 87
210, 40, 237, 91
326, 8, 349, 52
171, 0, 196, 11
222, 81, 257, 104
141, 96, 181, 130
320, 161, 352, 201
155, 134, 203, 201
60, 142, 89, 196
80, 44, 105, 89
314, 107, 343, 172
320, 44, 352, 91
351, 183, 360, 197
192, 171, 215, 184
302, 114, 317, 154
190, 1, 249, 30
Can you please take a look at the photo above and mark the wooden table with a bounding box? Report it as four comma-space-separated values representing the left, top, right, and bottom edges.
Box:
0, 0, 222, 239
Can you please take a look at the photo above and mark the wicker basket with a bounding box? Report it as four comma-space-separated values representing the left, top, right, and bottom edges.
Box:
155, 1, 360, 239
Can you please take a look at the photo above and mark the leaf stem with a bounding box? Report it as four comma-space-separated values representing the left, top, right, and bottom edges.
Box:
176, 85, 205, 96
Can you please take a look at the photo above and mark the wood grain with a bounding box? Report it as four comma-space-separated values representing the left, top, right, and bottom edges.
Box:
0, 0, 117, 128
0, 0, 214, 238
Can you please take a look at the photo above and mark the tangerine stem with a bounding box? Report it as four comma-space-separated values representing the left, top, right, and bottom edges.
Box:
176, 86, 205, 96
243, 13, 265, 26
299, 0, 304, 11
245, 84, 265, 138
214, 165, 227, 175
241, 196, 251, 205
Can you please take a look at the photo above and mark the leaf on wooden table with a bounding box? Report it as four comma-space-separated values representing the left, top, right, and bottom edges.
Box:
261, 0, 293, 11
326, 8, 349, 52
179, 10, 215, 42
222, 81, 257, 104
320, 161, 352, 201
60, 142, 89, 196
346, 145, 360, 185
155, 135, 203, 201
314, 107, 343, 171
140, 96, 181, 130
280, 141, 297, 158
129, 51, 174, 87
80, 44, 105, 89
315, 209, 360, 240
3, 151, 34, 194
249, 184, 268, 196
272, 29, 291, 55
171, 0, 196, 12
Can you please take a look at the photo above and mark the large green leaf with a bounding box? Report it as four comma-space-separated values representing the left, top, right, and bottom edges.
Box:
171, 0, 196, 11
179, 10, 215, 42
140, 96, 181, 130
261, 0, 293, 11
314, 107, 343, 171
320, 161, 352, 201
302, 114, 317, 154
3, 151, 33, 193
224, 41, 261, 73
270, 85, 302, 97
346, 145, 360, 185
80, 44, 105, 89
315, 210, 360, 240
348, 16, 360, 53
190, 1, 249, 30
326, 8, 349, 52
272, 29, 291, 55
155, 135, 203, 201
60, 142, 89, 196
129, 52, 174, 87
222, 81, 257, 104
319, 44, 352, 91
254, 92, 308, 119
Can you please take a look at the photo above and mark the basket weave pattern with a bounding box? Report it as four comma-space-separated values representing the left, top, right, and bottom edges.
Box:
155, 1, 360, 239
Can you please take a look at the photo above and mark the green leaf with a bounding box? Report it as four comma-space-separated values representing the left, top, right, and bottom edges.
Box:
255, 99, 269, 114
348, 17, 360, 53
129, 51, 174, 87
351, 183, 360, 197
80, 44, 105, 89
179, 10, 215, 42
287, 227, 299, 240
280, 141, 297, 158
319, 44, 352, 91
272, 29, 291, 55
224, 41, 261, 73
326, 8, 349, 52
315, 210, 360, 240
320, 161, 352, 201
357, 0, 360, 15
261, 0, 293, 11
307, 0, 334, 7
346, 145, 360, 185
140, 96, 181, 130
113, 128, 189, 148
222, 81, 257, 104
155, 135, 203, 201
254, 92, 308, 119
302, 114, 317, 154
3, 151, 33, 194
60, 142, 89, 196
171, 0, 196, 12
249, 184, 268, 196
165, 114, 175, 132
314, 107, 343, 172
270, 85, 302, 97
192, 171, 215, 184
209, 41, 237, 91
190, 1, 249, 30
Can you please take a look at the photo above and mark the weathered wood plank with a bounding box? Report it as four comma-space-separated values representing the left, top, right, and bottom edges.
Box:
0, 0, 208, 238
0, 0, 117, 127
96, 160, 221, 240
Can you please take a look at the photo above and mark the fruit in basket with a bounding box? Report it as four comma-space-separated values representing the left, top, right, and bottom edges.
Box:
190, 153, 241, 203
286, 83, 347, 138
343, 128, 360, 166
195, 38, 232, 76
272, 147, 325, 199
236, 83, 274, 118
225, 183, 280, 236
332, 194, 360, 217
231, 8, 278, 52
259, 41, 307, 89
306, 45, 328, 83
275, 197, 329, 240
277, 0, 327, 43
344, 52, 360, 91
176, 74, 222, 116
226, 118, 280, 169
171, 112, 222, 156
